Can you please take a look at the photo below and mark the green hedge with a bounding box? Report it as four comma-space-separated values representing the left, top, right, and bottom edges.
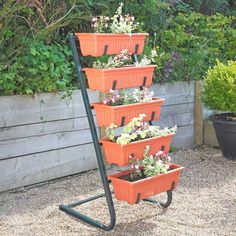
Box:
0, 0, 235, 95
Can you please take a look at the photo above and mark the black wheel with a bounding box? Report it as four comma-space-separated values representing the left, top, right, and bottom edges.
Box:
159, 190, 172, 208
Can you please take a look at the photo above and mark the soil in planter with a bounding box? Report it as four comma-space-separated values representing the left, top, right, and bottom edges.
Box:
119, 168, 172, 182
215, 113, 236, 121
113, 133, 157, 143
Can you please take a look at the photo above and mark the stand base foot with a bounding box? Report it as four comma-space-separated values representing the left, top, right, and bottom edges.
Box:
59, 192, 116, 231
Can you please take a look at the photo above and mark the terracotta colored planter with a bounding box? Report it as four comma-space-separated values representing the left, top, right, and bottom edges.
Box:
101, 134, 174, 166
109, 164, 184, 204
84, 65, 156, 92
75, 33, 149, 56
92, 98, 165, 127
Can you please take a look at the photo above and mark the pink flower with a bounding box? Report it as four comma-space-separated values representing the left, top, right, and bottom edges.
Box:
105, 16, 109, 21
92, 17, 98, 22
103, 99, 109, 105
93, 22, 98, 28
155, 150, 164, 157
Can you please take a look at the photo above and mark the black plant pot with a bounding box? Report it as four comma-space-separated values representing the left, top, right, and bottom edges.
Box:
210, 114, 236, 160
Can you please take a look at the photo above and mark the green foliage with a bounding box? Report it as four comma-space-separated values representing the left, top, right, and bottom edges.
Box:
202, 60, 236, 113
0, 0, 107, 64
1, 0, 236, 95
129, 145, 171, 179
106, 114, 177, 145
180, 0, 236, 15
0, 42, 76, 95
103, 88, 153, 106
150, 12, 236, 83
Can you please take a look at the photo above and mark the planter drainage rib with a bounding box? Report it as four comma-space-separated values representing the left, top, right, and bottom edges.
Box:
59, 33, 183, 231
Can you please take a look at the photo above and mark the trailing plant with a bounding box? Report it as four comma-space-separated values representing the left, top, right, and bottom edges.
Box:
202, 60, 236, 114
106, 114, 177, 145
129, 145, 171, 180
93, 48, 156, 69
93, 49, 131, 69
103, 88, 154, 106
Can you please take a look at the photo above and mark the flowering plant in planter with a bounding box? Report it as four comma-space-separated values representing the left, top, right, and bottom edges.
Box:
103, 87, 154, 106
76, 3, 148, 56
106, 114, 177, 145
129, 146, 171, 181
101, 114, 176, 165
84, 49, 157, 91
92, 88, 164, 127
91, 3, 139, 34
93, 49, 132, 69
92, 49, 157, 69
108, 145, 184, 204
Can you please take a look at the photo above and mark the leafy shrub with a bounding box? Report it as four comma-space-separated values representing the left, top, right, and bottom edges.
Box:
202, 60, 236, 113
150, 12, 236, 83
0, 42, 76, 95
1, 0, 236, 95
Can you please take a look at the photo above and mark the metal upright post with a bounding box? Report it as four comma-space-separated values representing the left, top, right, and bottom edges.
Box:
59, 33, 116, 231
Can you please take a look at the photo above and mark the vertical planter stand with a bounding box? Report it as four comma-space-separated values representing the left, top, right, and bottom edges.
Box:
59, 33, 183, 231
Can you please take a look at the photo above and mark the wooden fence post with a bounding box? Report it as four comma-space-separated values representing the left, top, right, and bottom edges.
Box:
194, 81, 203, 145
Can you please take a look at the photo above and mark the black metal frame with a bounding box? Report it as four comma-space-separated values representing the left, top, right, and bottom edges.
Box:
59, 33, 172, 231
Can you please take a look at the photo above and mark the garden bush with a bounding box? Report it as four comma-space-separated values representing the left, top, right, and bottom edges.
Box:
0, 42, 76, 95
151, 12, 236, 83
0, 0, 235, 95
202, 60, 236, 113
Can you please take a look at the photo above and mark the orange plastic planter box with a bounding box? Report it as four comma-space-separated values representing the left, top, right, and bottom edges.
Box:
75, 33, 149, 56
101, 134, 174, 166
92, 98, 165, 126
84, 65, 156, 92
92, 98, 165, 127
108, 164, 184, 204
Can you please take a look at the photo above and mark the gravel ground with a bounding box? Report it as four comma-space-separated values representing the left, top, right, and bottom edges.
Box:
0, 146, 236, 236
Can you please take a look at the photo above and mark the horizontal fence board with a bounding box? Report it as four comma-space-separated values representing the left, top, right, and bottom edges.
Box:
0, 128, 99, 160
152, 81, 195, 106
172, 125, 195, 148
160, 102, 194, 116
0, 144, 98, 192
0, 90, 99, 128
0, 116, 97, 141
157, 112, 194, 128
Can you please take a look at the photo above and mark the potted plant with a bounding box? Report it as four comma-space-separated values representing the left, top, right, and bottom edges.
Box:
109, 146, 184, 204
92, 88, 165, 126
84, 49, 157, 91
101, 114, 177, 166
76, 3, 148, 56
202, 60, 236, 160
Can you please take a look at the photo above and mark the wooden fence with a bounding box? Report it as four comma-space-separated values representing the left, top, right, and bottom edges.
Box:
0, 81, 195, 192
